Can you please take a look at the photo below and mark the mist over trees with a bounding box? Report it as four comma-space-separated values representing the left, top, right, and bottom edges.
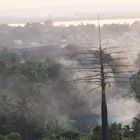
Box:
0, 20, 140, 48
0, 48, 97, 140
0, 20, 140, 140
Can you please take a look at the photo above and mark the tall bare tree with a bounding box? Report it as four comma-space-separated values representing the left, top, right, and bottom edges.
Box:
67, 18, 130, 140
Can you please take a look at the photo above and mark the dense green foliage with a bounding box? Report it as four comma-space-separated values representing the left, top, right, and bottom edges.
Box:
91, 120, 140, 140
0, 48, 140, 140
0, 49, 63, 140
5, 133, 21, 140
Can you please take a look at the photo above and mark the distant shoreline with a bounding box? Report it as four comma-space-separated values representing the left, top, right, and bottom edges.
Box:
6, 18, 140, 27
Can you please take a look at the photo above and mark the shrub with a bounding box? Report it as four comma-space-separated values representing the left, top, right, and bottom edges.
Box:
5, 133, 21, 140
0, 135, 5, 140
56, 130, 80, 140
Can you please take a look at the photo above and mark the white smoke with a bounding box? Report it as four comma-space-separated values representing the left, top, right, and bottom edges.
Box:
108, 95, 140, 124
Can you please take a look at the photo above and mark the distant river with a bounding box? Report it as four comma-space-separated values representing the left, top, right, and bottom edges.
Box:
9, 18, 140, 27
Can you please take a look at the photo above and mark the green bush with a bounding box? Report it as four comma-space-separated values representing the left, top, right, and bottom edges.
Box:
56, 130, 80, 140
91, 125, 101, 140
5, 133, 21, 140
0, 135, 5, 140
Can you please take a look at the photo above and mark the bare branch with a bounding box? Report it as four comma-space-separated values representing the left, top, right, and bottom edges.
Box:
106, 51, 126, 54
72, 80, 101, 85
108, 57, 128, 62
103, 64, 131, 67
105, 80, 129, 84
102, 46, 125, 51
105, 76, 129, 79
104, 70, 133, 74
70, 75, 101, 82
87, 86, 101, 94
72, 77, 101, 82
71, 67, 100, 70
76, 69, 101, 73
81, 58, 100, 61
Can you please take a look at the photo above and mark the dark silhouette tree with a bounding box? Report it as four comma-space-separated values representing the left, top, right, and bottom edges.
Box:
129, 70, 140, 101
132, 115, 140, 138
68, 17, 130, 140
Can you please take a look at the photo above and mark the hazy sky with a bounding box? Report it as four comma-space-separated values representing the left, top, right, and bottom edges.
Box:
0, 0, 139, 23
0, 0, 140, 10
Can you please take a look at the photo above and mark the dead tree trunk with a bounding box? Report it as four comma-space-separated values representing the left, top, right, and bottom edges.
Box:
101, 85, 108, 140
69, 16, 130, 140
99, 18, 108, 140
